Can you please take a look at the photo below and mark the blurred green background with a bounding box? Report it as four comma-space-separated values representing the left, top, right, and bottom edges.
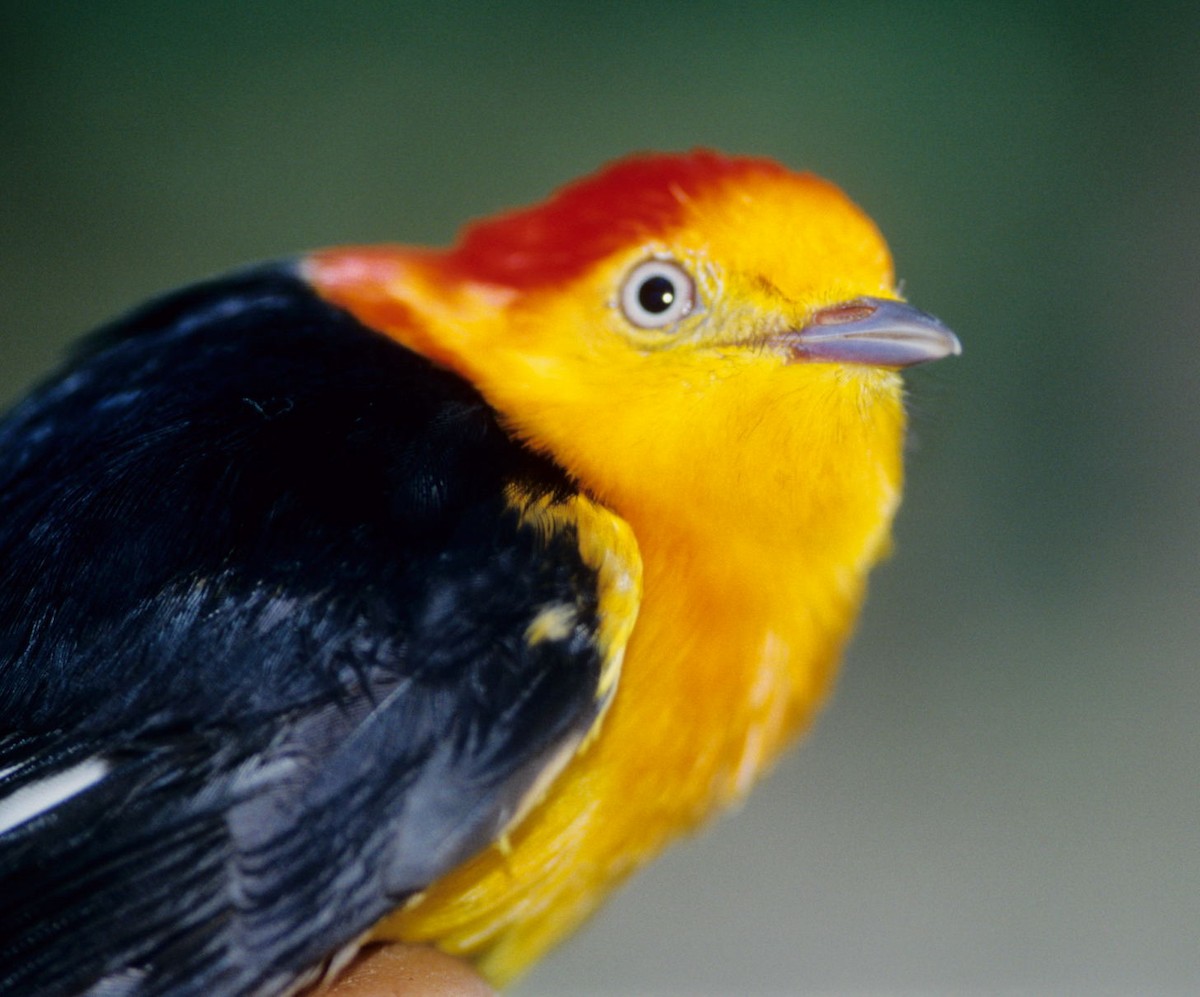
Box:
2, 2, 1197, 993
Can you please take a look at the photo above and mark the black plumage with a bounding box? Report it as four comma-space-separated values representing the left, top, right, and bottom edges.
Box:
0, 267, 605, 996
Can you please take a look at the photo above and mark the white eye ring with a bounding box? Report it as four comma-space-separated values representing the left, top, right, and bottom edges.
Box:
619, 259, 696, 329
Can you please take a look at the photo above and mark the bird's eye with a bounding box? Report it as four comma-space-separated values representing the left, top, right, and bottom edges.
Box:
619, 260, 696, 329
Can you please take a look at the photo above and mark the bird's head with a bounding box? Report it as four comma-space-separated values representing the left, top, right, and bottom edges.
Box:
309, 151, 958, 578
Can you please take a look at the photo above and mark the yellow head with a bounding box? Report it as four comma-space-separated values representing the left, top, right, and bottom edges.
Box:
309, 150, 958, 587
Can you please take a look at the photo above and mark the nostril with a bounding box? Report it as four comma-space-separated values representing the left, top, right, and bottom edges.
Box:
809, 300, 878, 326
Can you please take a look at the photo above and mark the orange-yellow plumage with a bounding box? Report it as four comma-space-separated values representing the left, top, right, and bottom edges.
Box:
307, 150, 957, 984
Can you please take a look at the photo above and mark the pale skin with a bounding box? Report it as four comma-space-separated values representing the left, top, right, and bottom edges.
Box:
322, 944, 495, 997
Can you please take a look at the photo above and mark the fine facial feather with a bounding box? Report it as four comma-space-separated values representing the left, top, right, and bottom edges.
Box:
0, 269, 626, 996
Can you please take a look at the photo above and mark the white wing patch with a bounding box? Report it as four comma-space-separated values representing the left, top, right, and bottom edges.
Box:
0, 757, 110, 835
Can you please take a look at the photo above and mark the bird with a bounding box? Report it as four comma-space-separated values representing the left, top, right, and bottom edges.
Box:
0, 150, 959, 996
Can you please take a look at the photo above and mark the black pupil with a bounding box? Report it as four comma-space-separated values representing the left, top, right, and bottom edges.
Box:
638, 275, 677, 314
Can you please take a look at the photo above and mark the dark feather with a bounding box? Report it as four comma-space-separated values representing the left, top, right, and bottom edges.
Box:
0, 267, 606, 996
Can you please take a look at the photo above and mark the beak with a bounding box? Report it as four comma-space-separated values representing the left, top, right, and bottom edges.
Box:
785, 297, 961, 368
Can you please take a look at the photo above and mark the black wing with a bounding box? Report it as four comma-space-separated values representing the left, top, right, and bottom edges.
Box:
0, 267, 614, 996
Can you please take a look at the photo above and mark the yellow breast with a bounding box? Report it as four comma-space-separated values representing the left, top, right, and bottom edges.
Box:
373, 365, 906, 985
